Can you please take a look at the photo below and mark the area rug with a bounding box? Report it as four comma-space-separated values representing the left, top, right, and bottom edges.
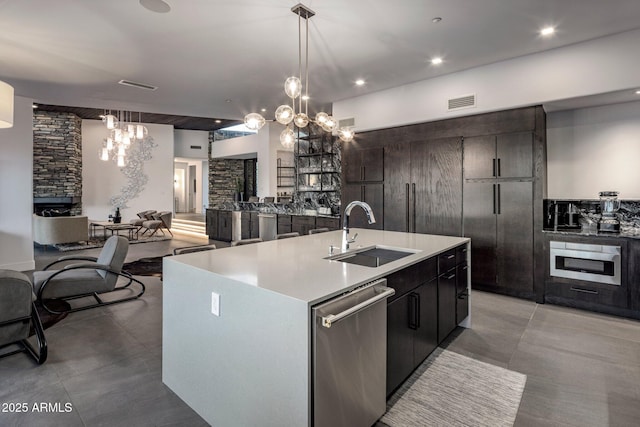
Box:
123, 255, 169, 277
381, 348, 526, 427
53, 236, 172, 252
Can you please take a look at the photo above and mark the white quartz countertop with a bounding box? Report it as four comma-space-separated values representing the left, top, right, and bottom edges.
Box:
165, 229, 469, 305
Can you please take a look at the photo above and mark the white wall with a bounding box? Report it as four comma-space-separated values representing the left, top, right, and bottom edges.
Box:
82, 120, 175, 222
210, 122, 284, 198
333, 28, 640, 132
547, 101, 640, 199
174, 129, 208, 159
0, 96, 34, 271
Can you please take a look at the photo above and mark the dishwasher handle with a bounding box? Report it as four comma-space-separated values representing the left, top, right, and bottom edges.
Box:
321, 285, 395, 328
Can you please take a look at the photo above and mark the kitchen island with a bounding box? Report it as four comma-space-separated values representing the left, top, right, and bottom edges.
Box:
162, 229, 470, 426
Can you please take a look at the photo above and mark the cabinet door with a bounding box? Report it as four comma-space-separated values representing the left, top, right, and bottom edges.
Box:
344, 147, 384, 182
383, 143, 411, 232
217, 211, 232, 242
463, 182, 497, 287
386, 293, 415, 396
413, 278, 438, 364
496, 181, 534, 293
463, 135, 495, 179
277, 215, 292, 234
206, 210, 218, 239
438, 269, 458, 343
342, 183, 384, 230
315, 217, 339, 230
241, 212, 251, 240
250, 212, 260, 238
496, 132, 533, 178
292, 216, 316, 236
413, 137, 463, 236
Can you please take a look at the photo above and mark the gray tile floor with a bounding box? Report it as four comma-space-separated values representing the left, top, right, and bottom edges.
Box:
2, 235, 640, 426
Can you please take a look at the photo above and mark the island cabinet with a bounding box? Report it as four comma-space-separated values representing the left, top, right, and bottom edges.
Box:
241, 211, 260, 239
383, 136, 462, 236
438, 247, 468, 343
206, 209, 232, 242
386, 257, 438, 396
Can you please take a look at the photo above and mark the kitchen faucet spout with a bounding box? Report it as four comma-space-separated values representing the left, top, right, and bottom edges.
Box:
342, 201, 376, 252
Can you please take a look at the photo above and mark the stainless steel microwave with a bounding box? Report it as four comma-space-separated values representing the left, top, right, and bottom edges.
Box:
550, 241, 621, 286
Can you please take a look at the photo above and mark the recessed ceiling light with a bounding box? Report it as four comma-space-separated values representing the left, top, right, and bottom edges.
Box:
635, 90, 640, 95
355, 79, 365, 86
301, 95, 310, 101
215, 119, 222, 123
540, 26, 555, 36
432, 17, 442, 23
261, 108, 267, 112
32, 104, 38, 109
139, 0, 171, 13
431, 57, 443, 65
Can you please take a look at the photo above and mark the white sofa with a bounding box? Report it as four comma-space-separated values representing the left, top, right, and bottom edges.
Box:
33, 214, 89, 246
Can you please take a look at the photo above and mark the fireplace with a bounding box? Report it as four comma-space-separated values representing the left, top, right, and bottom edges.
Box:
33, 196, 81, 216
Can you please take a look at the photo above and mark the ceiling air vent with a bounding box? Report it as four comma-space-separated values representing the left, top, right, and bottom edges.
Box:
118, 79, 158, 91
447, 94, 476, 111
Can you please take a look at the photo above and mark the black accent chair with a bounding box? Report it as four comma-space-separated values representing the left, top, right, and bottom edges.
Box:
0, 270, 47, 364
32, 236, 145, 315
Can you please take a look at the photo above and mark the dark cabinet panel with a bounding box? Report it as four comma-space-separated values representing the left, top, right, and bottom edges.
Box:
438, 267, 457, 343
496, 181, 534, 293
386, 293, 415, 396
462, 135, 495, 179
206, 209, 218, 239
241, 212, 251, 240
217, 211, 232, 242
250, 212, 260, 238
277, 215, 292, 234
315, 216, 339, 230
383, 137, 462, 236
413, 137, 463, 236
463, 182, 497, 287
413, 279, 438, 364
344, 147, 384, 182
383, 143, 411, 232
342, 183, 384, 230
292, 215, 316, 236
497, 132, 533, 178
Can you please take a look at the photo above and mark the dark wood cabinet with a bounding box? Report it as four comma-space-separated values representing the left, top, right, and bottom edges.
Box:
463, 132, 533, 179
344, 147, 384, 183
291, 215, 316, 236
464, 181, 534, 297
342, 183, 384, 230
385, 258, 438, 396
241, 212, 260, 239
315, 216, 340, 231
437, 249, 459, 343
206, 209, 232, 242
384, 137, 462, 236
277, 214, 292, 234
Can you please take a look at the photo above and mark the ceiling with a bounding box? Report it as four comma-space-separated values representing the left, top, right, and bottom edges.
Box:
3, 0, 640, 129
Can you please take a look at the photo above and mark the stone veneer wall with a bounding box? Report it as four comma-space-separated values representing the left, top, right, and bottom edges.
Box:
33, 111, 83, 215
208, 132, 245, 206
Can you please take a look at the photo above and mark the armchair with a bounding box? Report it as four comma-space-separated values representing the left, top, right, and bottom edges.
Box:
141, 211, 173, 237
0, 270, 47, 364
32, 236, 145, 314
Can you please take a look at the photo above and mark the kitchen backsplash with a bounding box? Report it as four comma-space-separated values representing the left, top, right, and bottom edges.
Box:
545, 199, 640, 234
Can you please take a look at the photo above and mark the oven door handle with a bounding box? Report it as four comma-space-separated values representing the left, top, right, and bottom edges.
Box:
550, 248, 619, 262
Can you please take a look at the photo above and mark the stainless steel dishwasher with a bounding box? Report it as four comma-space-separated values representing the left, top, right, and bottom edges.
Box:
312, 279, 395, 427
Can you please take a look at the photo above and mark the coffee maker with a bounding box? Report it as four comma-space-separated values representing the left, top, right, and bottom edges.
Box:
598, 191, 620, 233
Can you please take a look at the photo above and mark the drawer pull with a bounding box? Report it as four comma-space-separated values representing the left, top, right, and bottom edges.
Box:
570, 287, 598, 295
446, 254, 455, 259
444, 273, 456, 280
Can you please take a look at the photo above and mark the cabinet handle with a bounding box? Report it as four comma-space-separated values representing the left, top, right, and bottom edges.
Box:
412, 183, 416, 232
492, 184, 496, 214
415, 293, 421, 329
405, 183, 410, 233
492, 158, 496, 177
570, 287, 599, 295
361, 185, 365, 201
497, 183, 501, 215
408, 293, 419, 330
361, 165, 365, 181
497, 158, 501, 177
446, 254, 455, 260
444, 273, 456, 280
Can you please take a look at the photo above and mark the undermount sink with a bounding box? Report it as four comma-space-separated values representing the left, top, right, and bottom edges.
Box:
326, 245, 417, 268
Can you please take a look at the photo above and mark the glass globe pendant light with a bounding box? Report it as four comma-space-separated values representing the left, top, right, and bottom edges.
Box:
242, 4, 356, 146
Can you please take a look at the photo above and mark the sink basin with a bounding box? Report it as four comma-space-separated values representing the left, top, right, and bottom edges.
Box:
327, 246, 417, 268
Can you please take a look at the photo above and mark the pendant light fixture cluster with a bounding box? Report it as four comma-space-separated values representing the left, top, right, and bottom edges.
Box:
99, 111, 149, 167
243, 3, 355, 148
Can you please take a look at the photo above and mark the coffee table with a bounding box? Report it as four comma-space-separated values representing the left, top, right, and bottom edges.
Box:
89, 221, 138, 241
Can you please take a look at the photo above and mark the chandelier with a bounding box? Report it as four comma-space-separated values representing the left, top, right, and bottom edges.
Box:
99, 111, 149, 167
243, 3, 355, 148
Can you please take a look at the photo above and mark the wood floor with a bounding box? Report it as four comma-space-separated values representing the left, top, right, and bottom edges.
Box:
1, 236, 639, 426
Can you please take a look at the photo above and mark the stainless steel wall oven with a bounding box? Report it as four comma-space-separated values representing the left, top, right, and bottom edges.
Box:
550, 241, 621, 285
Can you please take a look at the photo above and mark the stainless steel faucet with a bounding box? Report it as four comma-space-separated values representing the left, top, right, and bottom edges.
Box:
342, 201, 376, 252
